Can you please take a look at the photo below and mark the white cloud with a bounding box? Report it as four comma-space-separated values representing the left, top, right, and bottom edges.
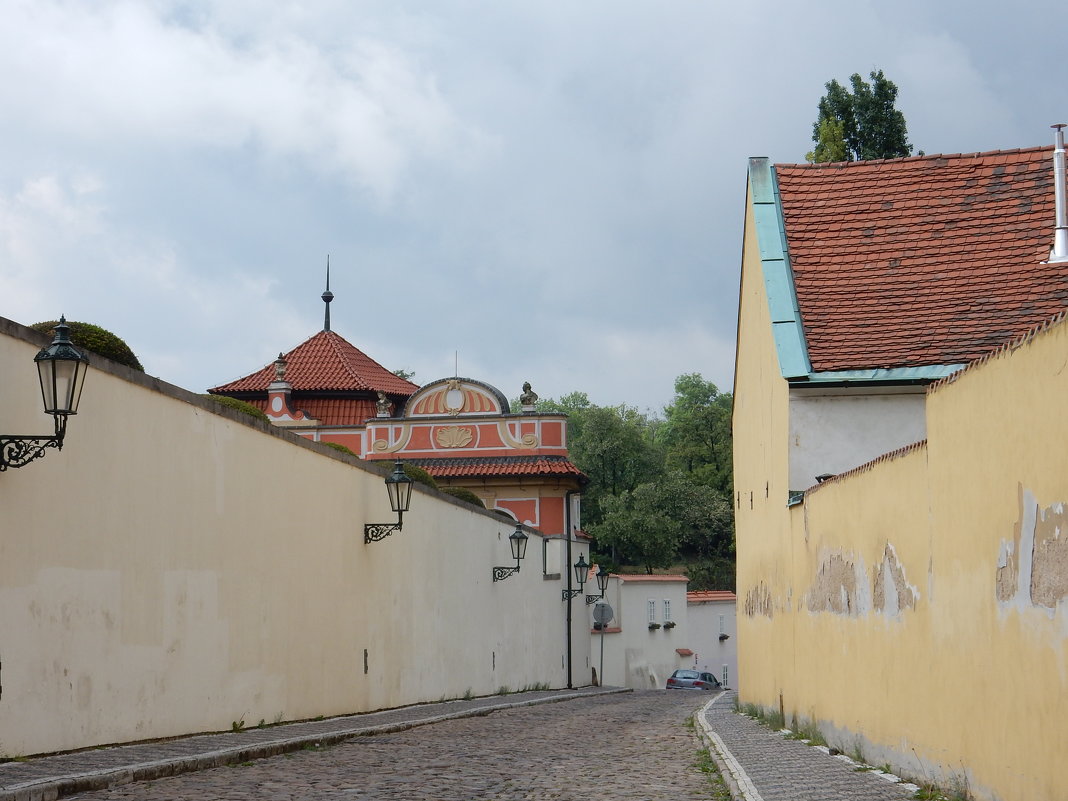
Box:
0, 1, 485, 201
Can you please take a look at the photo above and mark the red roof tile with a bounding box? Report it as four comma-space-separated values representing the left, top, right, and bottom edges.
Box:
210, 330, 418, 395
409, 455, 586, 480
775, 147, 1068, 372
687, 590, 737, 602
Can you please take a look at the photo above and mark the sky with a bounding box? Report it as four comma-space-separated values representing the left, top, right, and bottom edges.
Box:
2, 1, 1066, 414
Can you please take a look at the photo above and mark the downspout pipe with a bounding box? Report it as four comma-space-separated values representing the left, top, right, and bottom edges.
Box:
564, 489, 578, 689
1050, 124, 1068, 263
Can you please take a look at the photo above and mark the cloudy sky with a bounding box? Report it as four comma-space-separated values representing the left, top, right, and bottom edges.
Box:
1, 1, 1065, 413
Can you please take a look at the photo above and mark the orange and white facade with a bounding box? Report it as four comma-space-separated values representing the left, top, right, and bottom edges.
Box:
210, 319, 585, 537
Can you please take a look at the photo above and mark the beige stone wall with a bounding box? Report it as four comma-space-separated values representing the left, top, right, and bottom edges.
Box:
735, 296, 1068, 800
0, 318, 580, 756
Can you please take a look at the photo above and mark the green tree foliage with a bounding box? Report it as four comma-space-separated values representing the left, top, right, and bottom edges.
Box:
806, 70, 913, 163
31, 320, 144, 372
659, 373, 733, 495
591, 471, 732, 574
537, 378, 736, 589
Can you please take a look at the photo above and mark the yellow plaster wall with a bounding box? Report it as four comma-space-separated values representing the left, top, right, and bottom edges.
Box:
0, 320, 578, 755
735, 295, 1068, 801
731, 182, 795, 704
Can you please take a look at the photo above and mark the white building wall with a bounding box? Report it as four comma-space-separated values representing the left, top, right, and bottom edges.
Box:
788, 389, 926, 491
0, 318, 586, 756
687, 600, 738, 689
588, 576, 688, 690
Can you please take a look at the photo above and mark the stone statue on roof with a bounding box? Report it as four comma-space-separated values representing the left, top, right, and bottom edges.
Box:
520, 382, 538, 412
376, 391, 391, 417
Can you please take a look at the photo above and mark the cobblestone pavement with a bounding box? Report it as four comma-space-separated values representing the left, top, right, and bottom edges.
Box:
2, 688, 931, 801
698, 691, 917, 801
61, 691, 713, 801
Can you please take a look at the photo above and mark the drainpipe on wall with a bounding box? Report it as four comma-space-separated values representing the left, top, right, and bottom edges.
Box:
564, 489, 578, 689
1049, 123, 1068, 263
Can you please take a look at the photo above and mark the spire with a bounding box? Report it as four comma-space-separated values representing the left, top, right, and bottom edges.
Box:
322, 255, 334, 331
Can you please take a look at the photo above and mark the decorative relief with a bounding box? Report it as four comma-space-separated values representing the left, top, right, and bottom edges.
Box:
370, 425, 412, 453
436, 426, 474, 448
497, 421, 538, 449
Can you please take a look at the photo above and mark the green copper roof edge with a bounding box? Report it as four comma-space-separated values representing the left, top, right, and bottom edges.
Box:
791, 364, 966, 384
749, 158, 810, 379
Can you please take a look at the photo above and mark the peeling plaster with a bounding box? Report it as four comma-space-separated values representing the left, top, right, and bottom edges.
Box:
872, 543, 918, 617
997, 486, 1068, 616
806, 552, 871, 616
744, 582, 774, 618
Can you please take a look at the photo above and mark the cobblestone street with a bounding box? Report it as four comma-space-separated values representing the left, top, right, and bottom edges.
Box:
65, 691, 714, 801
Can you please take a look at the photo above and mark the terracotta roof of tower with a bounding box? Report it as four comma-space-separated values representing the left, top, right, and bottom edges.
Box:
774, 147, 1068, 372
407, 455, 587, 482
210, 330, 418, 395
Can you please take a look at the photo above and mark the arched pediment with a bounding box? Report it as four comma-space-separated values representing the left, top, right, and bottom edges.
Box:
403, 378, 511, 417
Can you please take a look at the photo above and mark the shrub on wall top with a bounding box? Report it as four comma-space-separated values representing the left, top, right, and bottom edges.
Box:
440, 486, 486, 508
31, 320, 144, 372
202, 394, 270, 423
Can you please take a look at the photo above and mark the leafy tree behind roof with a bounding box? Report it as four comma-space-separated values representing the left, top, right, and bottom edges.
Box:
806, 70, 913, 163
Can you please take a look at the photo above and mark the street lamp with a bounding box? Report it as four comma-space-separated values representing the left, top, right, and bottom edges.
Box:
364, 461, 414, 543
493, 523, 529, 581
585, 565, 610, 605
562, 554, 589, 600
1, 317, 90, 472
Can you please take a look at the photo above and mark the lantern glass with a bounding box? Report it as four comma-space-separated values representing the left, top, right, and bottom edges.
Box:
509, 524, 528, 562
573, 555, 590, 588
34, 318, 89, 416
385, 461, 413, 513
596, 566, 610, 594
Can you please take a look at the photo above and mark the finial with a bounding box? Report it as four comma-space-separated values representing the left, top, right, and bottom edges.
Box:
322, 255, 334, 331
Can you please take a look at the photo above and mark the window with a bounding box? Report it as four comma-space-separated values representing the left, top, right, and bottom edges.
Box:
663, 599, 671, 622
647, 599, 656, 623
719, 613, 725, 635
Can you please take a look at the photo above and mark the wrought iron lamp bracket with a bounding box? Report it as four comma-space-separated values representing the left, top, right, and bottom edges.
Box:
492, 565, 521, 582
364, 522, 402, 543
561, 589, 583, 601
0, 434, 62, 472
585, 594, 604, 605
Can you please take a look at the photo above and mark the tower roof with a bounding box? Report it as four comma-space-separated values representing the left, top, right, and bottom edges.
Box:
210, 329, 418, 396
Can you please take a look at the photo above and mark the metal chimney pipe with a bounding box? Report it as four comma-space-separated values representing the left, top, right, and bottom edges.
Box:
1050, 124, 1068, 263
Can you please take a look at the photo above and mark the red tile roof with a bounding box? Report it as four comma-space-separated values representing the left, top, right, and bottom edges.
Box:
210, 330, 418, 395
775, 147, 1068, 372
409, 455, 586, 480
687, 590, 737, 603
246, 397, 381, 427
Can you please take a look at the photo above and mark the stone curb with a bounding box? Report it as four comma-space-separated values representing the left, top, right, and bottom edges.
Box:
1, 687, 630, 801
694, 692, 753, 801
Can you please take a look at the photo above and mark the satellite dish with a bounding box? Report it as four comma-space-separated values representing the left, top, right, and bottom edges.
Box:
592, 601, 614, 626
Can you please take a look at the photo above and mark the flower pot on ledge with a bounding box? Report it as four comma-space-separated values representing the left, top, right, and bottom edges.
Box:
663, 621, 676, 629
648, 622, 661, 630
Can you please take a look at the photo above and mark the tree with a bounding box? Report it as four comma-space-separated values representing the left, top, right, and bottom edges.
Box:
659, 374, 733, 496
806, 70, 913, 163
591, 471, 732, 573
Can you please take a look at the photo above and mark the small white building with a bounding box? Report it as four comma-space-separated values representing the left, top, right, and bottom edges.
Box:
587, 573, 690, 689
686, 591, 738, 689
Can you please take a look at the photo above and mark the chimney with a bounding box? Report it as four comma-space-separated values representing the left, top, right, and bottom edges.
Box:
1049, 124, 1068, 263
